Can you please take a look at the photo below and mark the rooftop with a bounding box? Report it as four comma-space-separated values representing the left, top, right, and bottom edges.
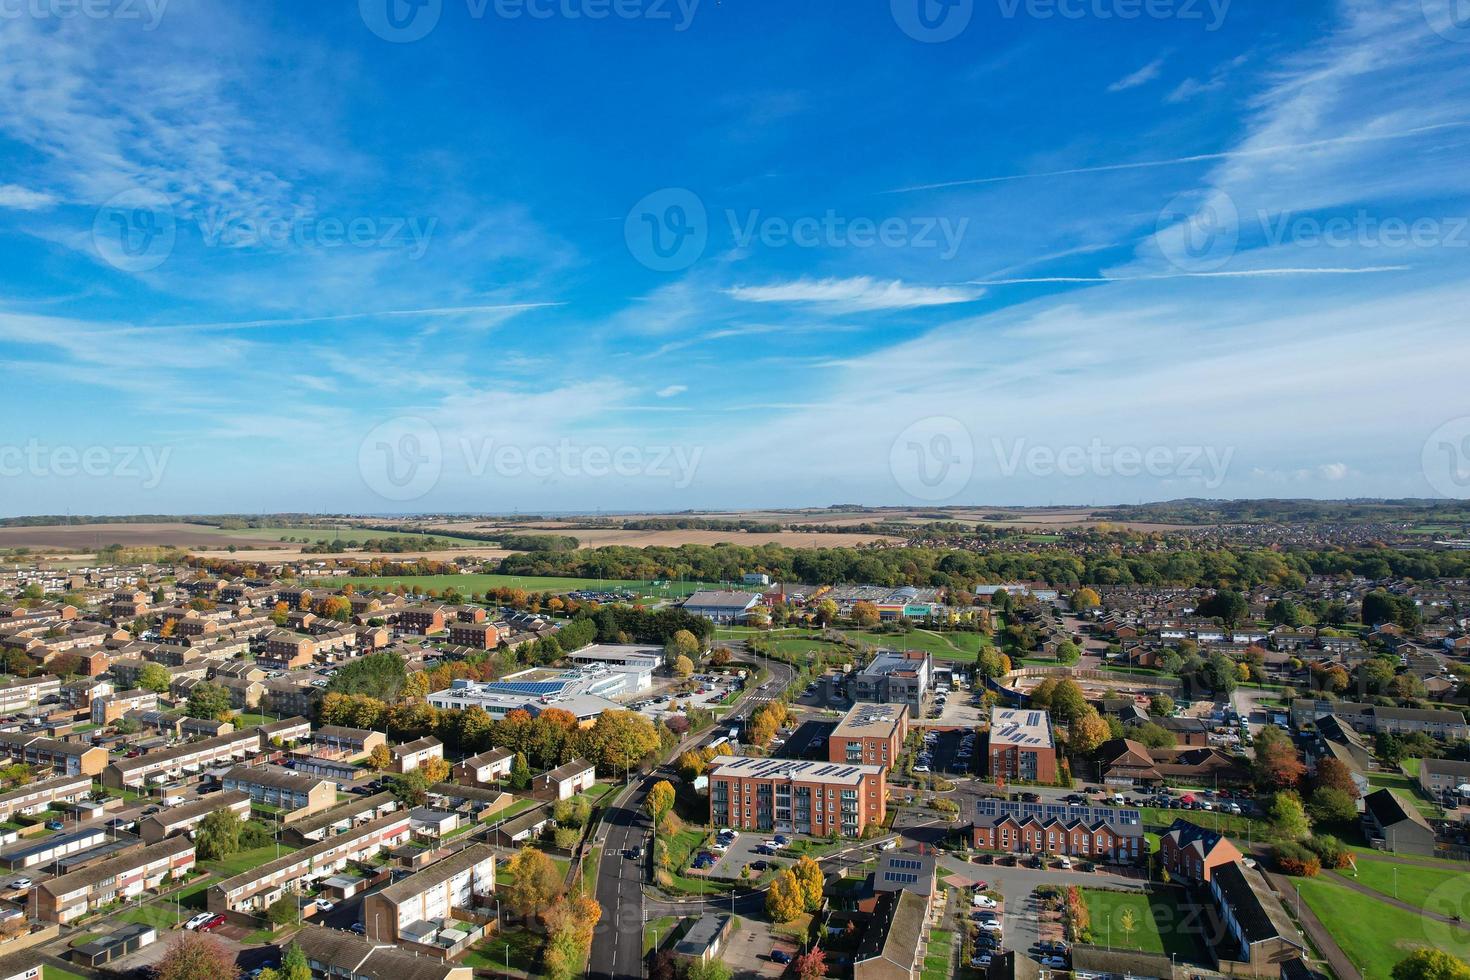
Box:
832, 703, 904, 739
706, 755, 883, 786
989, 707, 1054, 750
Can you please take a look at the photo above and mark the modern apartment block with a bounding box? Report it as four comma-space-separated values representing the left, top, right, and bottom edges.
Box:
361, 843, 496, 945
827, 703, 906, 767
851, 650, 932, 717
207, 811, 413, 913
222, 764, 336, 817
707, 755, 886, 837
988, 707, 1057, 783
32, 837, 196, 923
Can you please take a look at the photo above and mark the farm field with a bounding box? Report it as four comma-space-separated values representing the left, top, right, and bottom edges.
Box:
344, 573, 726, 597
422, 520, 901, 549
1294, 874, 1470, 979
0, 522, 276, 551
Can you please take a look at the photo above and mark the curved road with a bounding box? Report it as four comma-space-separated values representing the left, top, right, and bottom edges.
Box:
588, 652, 797, 980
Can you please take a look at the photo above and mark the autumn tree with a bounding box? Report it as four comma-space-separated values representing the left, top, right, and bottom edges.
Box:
709, 647, 733, 666
366, 743, 393, 772
794, 949, 828, 980
1071, 588, 1101, 612
420, 755, 450, 784
851, 601, 880, 627
156, 932, 240, 980
1253, 726, 1306, 791
765, 868, 804, 922
674, 655, 695, 678
504, 847, 563, 921
1068, 708, 1110, 757
1312, 757, 1361, 800
793, 854, 825, 912
1392, 949, 1470, 980
665, 629, 701, 667
646, 780, 675, 828
281, 943, 310, 980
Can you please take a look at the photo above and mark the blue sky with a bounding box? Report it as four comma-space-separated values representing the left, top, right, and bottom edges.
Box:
2, 0, 1470, 514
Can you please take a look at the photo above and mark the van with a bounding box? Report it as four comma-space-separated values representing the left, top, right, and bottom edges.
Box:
163, 795, 186, 807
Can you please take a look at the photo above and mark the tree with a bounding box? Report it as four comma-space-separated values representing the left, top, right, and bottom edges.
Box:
138, 662, 172, 694
673, 654, 695, 678
687, 961, 733, 980
1392, 949, 1470, 980
1308, 787, 1358, 825
1068, 708, 1110, 757
851, 601, 880, 627
765, 868, 804, 922
1071, 588, 1100, 612
665, 629, 700, 667
1196, 589, 1248, 627
504, 847, 562, 920
420, 755, 450, 784
1056, 641, 1082, 665
510, 751, 532, 790
1254, 727, 1305, 790
267, 894, 299, 926
1269, 792, 1311, 841
793, 948, 828, 980
156, 932, 240, 980
387, 769, 430, 807
1047, 678, 1088, 725
814, 598, 838, 626
793, 854, 825, 912
1312, 758, 1361, 799
195, 807, 243, 861
185, 682, 233, 721
366, 743, 393, 772
709, 647, 733, 666
281, 944, 310, 980
646, 780, 675, 828
1147, 694, 1174, 717
1267, 599, 1306, 627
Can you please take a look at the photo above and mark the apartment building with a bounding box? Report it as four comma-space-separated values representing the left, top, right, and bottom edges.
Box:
258, 630, 316, 669
0, 732, 108, 777
391, 737, 443, 774
282, 792, 399, 847
454, 748, 514, 786
313, 726, 387, 761
0, 773, 94, 821
222, 764, 336, 817
446, 623, 503, 650
707, 756, 886, 837
396, 606, 447, 635
0, 676, 60, 714
91, 689, 158, 725
101, 727, 262, 788
1207, 861, 1307, 975
1289, 700, 1470, 740
32, 837, 195, 923
140, 791, 253, 844
851, 650, 932, 718
988, 707, 1058, 784
362, 843, 496, 944
970, 799, 1144, 863
207, 812, 413, 913
828, 703, 906, 767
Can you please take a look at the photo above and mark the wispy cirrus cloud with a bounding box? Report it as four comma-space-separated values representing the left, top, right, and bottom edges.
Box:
725, 277, 983, 312
0, 185, 56, 211
1108, 57, 1167, 93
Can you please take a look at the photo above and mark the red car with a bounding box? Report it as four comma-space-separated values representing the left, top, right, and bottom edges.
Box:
199, 914, 227, 932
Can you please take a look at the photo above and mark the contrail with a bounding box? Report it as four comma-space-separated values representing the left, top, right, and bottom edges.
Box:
111, 302, 563, 334
969, 266, 1410, 285
890, 122, 1470, 193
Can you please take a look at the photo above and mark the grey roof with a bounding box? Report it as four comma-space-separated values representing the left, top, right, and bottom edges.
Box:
39, 837, 193, 895
873, 852, 936, 897
1070, 945, 1178, 980
673, 914, 731, 957
225, 763, 330, 794
855, 889, 927, 970
1363, 788, 1434, 833
1212, 860, 1303, 948
287, 924, 466, 980
284, 792, 397, 839
374, 843, 496, 906
140, 790, 251, 830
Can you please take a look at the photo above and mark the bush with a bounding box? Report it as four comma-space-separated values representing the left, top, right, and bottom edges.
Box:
1305, 834, 1351, 870
1273, 842, 1321, 877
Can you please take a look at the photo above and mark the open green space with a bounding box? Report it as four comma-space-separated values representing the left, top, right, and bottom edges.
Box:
1138, 806, 1265, 838
1335, 858, 1468, 909
463, 927, 544, 975
841, 628, 991, 661
922, 927, 955, 980
118, 900, 190, 930
1294, 875, 1470, 979
44, 967, 91, 980
1082, 889, 1204, 959
1364, 775, 1441, 819
345, 573, 723, 597
643, 915, 680, 954
206, 842, 298, 878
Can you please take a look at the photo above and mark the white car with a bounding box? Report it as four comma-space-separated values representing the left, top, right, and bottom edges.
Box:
313, 899, 335, 913
973, 895, 998, 909
978, 920, 1003, 933
1041, 956, 1069, 969
913, 764, 930, 773
972, 955, 993, 968
184, 912, 214, 931
8, 878, 31, 891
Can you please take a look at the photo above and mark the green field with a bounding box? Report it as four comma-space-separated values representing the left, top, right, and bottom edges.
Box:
723, 625, 991, 662
463, 927, 544, 975
345, 573, 723, 597
1138, 806, 1265, 838
206, 843, 298, 878
204, 525, 491, 547
1335, 858, 1469, 909
1083, 889, 1204, 958
922, 928, 955, 980
1294, 875, 1470, 979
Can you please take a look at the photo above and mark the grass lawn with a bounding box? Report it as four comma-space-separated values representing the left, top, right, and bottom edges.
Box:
1364, 775, 1441, 820
580, 845, 601, 898
118, 900, 189, 930
490, 797, 541, 821
44, 968, 90, 980
1083, 889, 1203, 959
922, 928, 955, 980
1347, 846, 1470, 870
1335, 859, 1468, 909
463, 927, 543, 974
233, 712, 275, 727
1294, 875, 1470, 979
842, 629, 990, 662
207, 843, 297, 878
1138, 806, 1265, 838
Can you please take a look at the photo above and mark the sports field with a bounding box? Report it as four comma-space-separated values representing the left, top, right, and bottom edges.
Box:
344, 572, 725, 597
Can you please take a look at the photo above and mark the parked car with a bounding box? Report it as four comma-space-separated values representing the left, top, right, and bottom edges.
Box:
199, 914, 227, 932
44, 820, 64, 831
184, 912, 214, 931
771, 950, 792, 965
8, 878, 31, 891
314, 899, 335, 912
972, 955, 993, 968
350, 922, 366, 935
1041, 955, 1069, 969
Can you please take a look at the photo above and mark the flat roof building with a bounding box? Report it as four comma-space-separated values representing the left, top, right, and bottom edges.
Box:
829, 703, 907, 767
989, 707, 1057, 784
707, 755, 886, 837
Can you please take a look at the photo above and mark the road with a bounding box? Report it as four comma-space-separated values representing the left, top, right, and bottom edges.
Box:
587, 652, 797, 980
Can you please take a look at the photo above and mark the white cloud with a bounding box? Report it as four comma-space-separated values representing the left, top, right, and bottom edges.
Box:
1108, 57, 1166, 93
725, 277, 983, 312
0, 185, 56, 211
1319, 463, 1349, 480
657, 385, 688, 398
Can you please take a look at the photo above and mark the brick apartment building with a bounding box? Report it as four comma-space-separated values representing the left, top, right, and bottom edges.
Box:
397, 606, 447, 635
707, 755, 886, 837
970, 799, 1144, 863
988, 706, 1057, 783
258, 630, 317, 669
447, 622, 504, 650
828, 703, 907, 767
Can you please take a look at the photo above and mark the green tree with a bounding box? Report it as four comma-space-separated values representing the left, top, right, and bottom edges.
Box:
1308, 787, 1358, 825
510, 751, 532, 791
185, 682, 233, 721
281, 944, 310, 980
267, 894, 299, 926
138, 662, 172, 694
664, 629, 701, 667
1392, 949, 1470, 980
194, 807, 243, 861
687, 961, 733, 980
1147, 694, 1175, 717
387, 768, 430, 807
1269, 792, 1311, 841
